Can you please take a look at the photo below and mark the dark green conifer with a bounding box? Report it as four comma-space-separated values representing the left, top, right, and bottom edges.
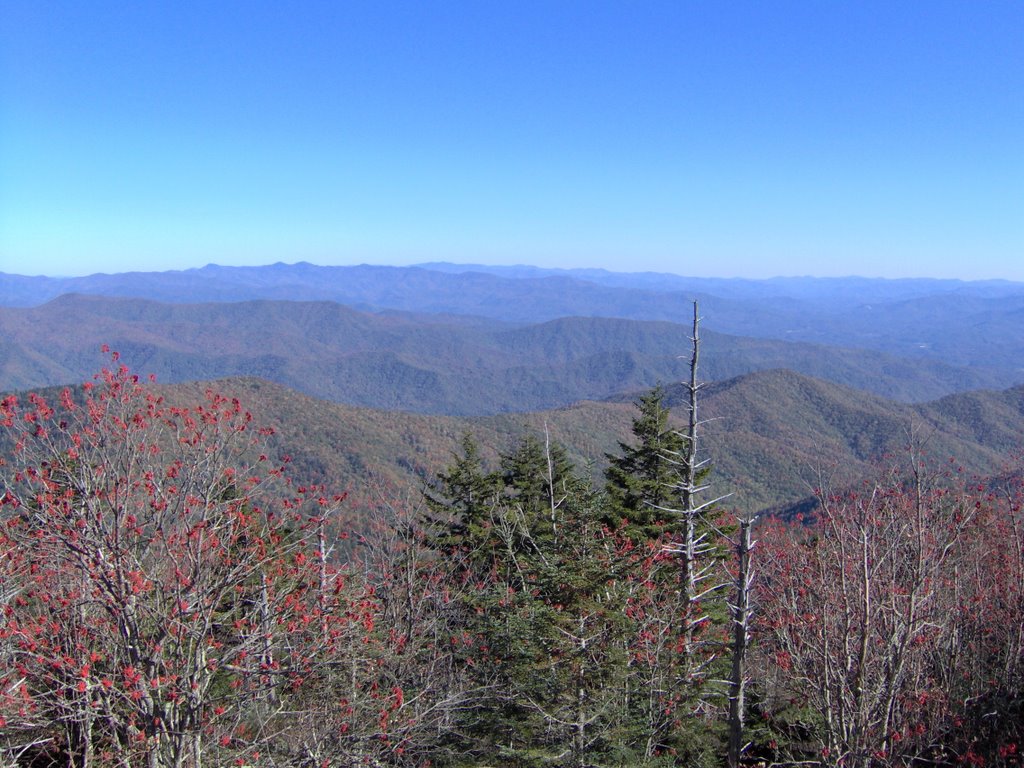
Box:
423, 432, 501, 568
604, 384, 685, 541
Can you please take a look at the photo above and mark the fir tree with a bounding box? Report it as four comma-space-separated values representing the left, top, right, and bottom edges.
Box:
604, 384, 685, 541
423, 432, 501, 571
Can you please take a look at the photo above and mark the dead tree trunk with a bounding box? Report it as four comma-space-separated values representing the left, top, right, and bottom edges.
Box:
727, 513, 756, 768
672, 302, 727, 677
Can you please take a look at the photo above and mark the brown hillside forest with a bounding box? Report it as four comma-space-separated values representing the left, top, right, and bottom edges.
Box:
1, 315, 1022, 768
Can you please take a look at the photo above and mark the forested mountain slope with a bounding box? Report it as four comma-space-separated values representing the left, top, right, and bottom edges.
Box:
687, 369, 1020, 511
0, 294, 1011, 412
131, 371, 1024, 516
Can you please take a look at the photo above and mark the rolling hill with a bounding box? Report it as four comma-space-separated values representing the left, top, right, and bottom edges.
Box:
117, 370, 1024, 517
4, 263, 1024, 387
0, 294, 1012, 413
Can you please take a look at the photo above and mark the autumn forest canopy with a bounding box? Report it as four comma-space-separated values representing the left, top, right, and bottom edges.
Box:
1, 266, 1023, 767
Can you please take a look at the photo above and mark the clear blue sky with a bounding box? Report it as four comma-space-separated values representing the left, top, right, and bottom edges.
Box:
1, 2, 1021, 280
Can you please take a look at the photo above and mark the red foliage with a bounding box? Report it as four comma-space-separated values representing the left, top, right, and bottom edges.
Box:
0, 354, 345, 766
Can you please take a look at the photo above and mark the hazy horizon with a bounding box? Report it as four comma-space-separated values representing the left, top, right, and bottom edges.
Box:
2, 3, 1021, 281
5, 258, 1024, 286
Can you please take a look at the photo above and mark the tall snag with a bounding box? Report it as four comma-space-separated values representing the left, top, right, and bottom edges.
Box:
646, 301, 731, 762
726, 513, 756, 768
668, 303, 728, 669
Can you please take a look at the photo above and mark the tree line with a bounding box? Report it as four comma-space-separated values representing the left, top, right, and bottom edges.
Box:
0, 342, 1021, 767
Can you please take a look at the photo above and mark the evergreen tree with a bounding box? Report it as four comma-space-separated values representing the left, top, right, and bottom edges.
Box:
501, 433, 575, 514
421, 408, 739, 766
604, 384, 685, 541
424, 434, 655, 766
423, 432, 501, 571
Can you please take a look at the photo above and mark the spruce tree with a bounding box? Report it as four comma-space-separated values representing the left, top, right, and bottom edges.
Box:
424, 434, 650, 766
423, 432, 501, 571
604, 384, 685, 541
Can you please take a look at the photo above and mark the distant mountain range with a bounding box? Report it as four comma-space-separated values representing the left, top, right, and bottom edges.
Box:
0, 293, 1011, 413
4, 262, 1023, 390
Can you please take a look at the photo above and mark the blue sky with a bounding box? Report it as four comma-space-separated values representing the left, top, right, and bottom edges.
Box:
1, 2, 1021, 280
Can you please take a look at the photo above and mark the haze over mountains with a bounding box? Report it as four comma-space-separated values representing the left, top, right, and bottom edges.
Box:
0, 293, 1013, 412
4, 261, 1024, 514
4, 261, 1024, 399
4, 262, 1024, 366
